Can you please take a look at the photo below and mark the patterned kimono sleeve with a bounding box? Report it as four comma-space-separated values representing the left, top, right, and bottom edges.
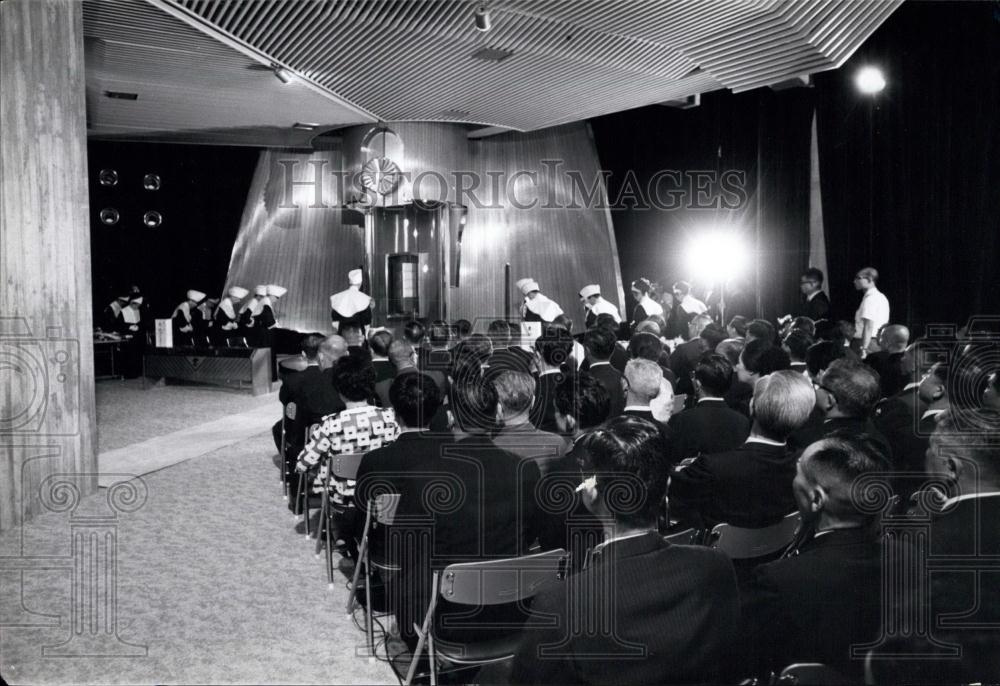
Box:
295, 419, 334, 472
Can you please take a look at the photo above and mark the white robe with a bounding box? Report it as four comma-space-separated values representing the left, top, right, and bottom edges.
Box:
638, 295, 664, 318
522, 293, 564, 322
329, 286, 372, 318
588, 296, 622, 323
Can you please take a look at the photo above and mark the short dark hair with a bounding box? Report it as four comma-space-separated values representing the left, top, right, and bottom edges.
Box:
746, 318, 776, 343
802, 267, 825, 285
715, 337, 745, 366
579, 416, 668, 527
300, 333, 325, 360
583, 327, 616, 361
727, 315, 749, 337
369, 330, 393, 357
332, 355, 376, 402
452, 334, 493, 373
535, 326, 574, 367
388, 372, 441, 428
805, 340, 848, 377
487, 319, 510, 344
821, 358, 882, 417
595, 313, 619, 332
453, 319, 473, 338
791, 316, 816, 337
340, 322, 363, 340
700, 322, 728, 351
627, 332, 663, 362
403, 320, 425, 345
429, 320, 451, 345
814, 319, 844, 343
449, 374, 498, 431
694, 353, 734, 397
554, 372, 611, 430
802, 431, 890, 522
783, 330, 815, 362
741, 338, 787, 375
631, 278, 653, 295
672, 280, 691, 296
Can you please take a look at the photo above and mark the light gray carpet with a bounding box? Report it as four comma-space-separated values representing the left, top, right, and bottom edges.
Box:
1, 425, 398, 684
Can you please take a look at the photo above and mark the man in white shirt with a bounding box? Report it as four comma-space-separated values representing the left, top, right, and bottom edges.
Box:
852, 267, 889, 358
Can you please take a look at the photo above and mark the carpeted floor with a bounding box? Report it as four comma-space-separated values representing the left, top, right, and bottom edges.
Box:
1, 384, 399, 685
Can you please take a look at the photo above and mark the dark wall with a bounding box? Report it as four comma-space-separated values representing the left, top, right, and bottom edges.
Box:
88, 141, 259, 320
814, 0, 1000, 332
592, 1, 1000, 333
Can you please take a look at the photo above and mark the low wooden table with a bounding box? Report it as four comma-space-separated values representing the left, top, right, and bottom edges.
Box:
143, 346, 272, 396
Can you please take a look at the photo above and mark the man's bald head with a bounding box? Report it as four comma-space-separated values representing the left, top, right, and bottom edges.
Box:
879, 324, 909, 353
319, 335, 348, 368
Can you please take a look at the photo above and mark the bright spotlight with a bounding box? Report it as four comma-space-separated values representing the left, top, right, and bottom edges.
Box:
855, 66, 886, 95
684, 230, 749, 284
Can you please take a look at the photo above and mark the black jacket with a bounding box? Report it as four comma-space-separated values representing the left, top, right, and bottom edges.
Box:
511, 531, 741, 685
587, 362, 626, 417
666, 398, 751, 464
792, 291, 830, 321
669, 441, 798, 529
742, 526, 889, 679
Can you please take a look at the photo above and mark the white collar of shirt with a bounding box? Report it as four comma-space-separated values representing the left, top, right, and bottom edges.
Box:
624, 405, 651, 412
943, 491, 1000, 508
539, 368, 562, 377
594, 529, 653, 553
745, 436, 786, 447
922, 408, 947, 421
903, 381, 920, 392
697, 397, 725, 404
806, 290, 821, 301
589, 361, 611, 368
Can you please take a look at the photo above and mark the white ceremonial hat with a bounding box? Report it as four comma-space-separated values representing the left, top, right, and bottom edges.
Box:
254, 285, 267, 296
228, 286, 249, 299
266, 285, 287, 298
516, 278, 540, 295
579, 284, 601, 299
348, 269, 363, 286
187, 289, 206, 303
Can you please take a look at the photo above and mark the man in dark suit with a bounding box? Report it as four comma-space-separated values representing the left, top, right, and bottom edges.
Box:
742, 432, 893, 679
871, 410, 1000, 683
791, 267, 831, 321
667, 352, 750, 464
356, 372, 542, 648
493, 370, 567, 476
582, 327, 626, 416
374, 340, 419, 409
271, 333, 348, 457
789, 358, 891, 459
669, 370, 816, 529
529, 326, 574, 434
367, 328, 395, 384
512, 416, 741, 685
730, 337, 791, 418
669, 313, 713, 395
622, 358, 671, 444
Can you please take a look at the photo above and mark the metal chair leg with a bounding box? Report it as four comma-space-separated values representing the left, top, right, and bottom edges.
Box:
315, 490, 328, 555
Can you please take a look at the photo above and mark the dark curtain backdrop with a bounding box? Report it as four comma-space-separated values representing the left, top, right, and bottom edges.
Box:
88, 141, 259, 320
591, 87, 813, 323
814, 0, 1000, 333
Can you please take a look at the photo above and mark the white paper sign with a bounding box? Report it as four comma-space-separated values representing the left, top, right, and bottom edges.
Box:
155, 319, 173, 348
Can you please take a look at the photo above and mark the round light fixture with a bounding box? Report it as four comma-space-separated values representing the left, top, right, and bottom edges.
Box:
99, 169, 119, 186
143, 173, 161, 191
99, 208, 120, 226
143, 211, 162, 228
855, 66, 886, 95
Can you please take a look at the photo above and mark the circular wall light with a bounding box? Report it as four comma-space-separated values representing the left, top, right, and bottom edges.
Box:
142, 211, 162, 228
99, 169, 119, 186
99, 208, 120, 225
143, 173, 161, 191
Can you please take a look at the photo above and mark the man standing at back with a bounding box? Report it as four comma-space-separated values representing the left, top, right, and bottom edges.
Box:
852, 267, 890, 358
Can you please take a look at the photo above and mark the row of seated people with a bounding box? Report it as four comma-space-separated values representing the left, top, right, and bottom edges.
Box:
274, 313, 1000, 683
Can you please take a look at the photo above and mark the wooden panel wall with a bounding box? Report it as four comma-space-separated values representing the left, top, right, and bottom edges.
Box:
0, 0, 97, 530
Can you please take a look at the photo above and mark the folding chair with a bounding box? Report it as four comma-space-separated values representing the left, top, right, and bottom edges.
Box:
708, 512, 802, 560
404, 548, 570, 686
346, 492, 401, 655
294, 423, 322, 536
280, 401, 297, 497
314, 452, 367, 575
776, 663, 850, 685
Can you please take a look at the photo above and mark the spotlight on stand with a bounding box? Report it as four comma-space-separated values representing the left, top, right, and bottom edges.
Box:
855, 65, 886, 95
474, 4, 491, 31
684, 229, 750, 322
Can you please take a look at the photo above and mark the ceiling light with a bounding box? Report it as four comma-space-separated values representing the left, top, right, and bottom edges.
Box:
272, 65, 292, 84
474, 5, 491, 31
855, 66, 886, 95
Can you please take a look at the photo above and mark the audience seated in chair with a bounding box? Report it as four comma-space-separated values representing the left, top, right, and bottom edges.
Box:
581, 327, 626, 416
669, 370, 815, 530
492, 370, 567, 476
667, 352, 750, 464
529, 326, 575, 433
741, 432, 895, 680
512, 416, 741, 685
